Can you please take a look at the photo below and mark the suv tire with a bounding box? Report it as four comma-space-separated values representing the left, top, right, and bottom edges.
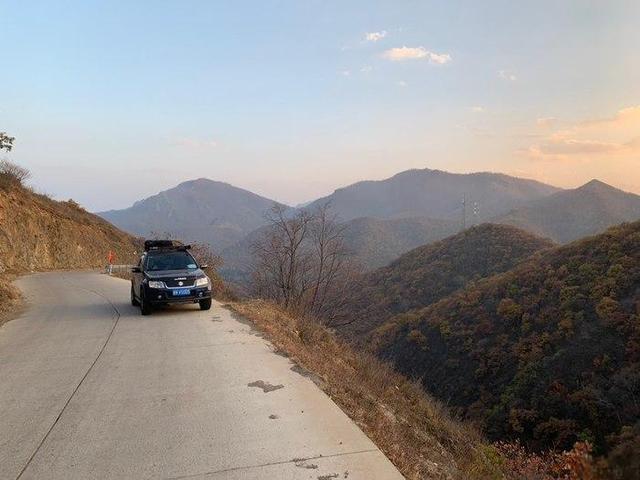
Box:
140, 291, 152, 316
199, 298, 212, 311
131, 285, 139, 306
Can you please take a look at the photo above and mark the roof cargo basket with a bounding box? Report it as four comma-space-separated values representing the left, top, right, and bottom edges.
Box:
144, 239, 191, 251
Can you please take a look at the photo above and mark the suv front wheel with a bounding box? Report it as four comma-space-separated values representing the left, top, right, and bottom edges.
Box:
140, 290, 152, 316
199, 298, 212, 311
131, 285, 139, 306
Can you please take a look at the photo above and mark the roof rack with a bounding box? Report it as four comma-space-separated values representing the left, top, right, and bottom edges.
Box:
144, 239, 191, 251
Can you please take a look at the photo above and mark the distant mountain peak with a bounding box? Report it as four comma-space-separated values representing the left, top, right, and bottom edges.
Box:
97, 178, 285, 250
577, 178, 618, 193
493, 178, 640, 243
307, 167, 560, 222
176, 178, 226, 188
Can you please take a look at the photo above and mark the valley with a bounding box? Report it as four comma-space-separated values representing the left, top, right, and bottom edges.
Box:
2, 163, 639, 479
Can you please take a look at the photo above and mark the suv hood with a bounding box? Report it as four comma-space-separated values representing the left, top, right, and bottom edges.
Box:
145, 269, 204, 280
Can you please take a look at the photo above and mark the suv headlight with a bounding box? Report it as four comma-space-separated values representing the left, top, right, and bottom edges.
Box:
148, 280, 165, 289
195, 276, 210, 289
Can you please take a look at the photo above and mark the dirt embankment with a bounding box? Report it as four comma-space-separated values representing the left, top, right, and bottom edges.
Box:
0, 187, 139, 273
0, 184, 140, 324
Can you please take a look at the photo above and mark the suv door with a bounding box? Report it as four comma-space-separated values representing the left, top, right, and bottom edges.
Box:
132, 255, 144, 298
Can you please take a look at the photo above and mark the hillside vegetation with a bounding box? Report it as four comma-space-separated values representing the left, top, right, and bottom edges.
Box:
338, 224, 554, 341
375, 221, 640, 477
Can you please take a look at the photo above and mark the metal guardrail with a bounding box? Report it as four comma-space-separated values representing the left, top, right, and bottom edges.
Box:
105, 264, 134, 275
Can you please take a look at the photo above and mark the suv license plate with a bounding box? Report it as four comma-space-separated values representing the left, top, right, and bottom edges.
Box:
173, 288, 191, 296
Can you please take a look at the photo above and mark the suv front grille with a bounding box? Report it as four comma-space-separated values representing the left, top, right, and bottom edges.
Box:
164, 278, 195, 288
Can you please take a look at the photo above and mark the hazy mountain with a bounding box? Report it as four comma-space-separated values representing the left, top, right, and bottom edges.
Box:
374, 220, 640, 469
306, 168, 561, 222
340, 216, 458, 270
98, 178, 285, 250
219, 215, 459, 289
493, 179, 640, 243
337, 224, 554, 341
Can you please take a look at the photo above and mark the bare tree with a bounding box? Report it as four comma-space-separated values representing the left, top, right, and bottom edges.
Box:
0, 160, 31, 188
250, 202, 358, 322
307, 203, 350, 318
251, 205, 314, 310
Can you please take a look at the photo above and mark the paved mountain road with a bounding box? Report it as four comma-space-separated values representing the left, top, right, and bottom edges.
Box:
0, 272, 403, 480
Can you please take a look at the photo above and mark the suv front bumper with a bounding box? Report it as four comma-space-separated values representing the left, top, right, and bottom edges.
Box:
144, 285, 211, 305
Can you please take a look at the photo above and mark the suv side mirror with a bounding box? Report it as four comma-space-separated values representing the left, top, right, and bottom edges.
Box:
131, 266, 141, 273
200, 264, 209, 269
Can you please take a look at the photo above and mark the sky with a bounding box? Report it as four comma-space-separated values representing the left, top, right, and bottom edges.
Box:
2, 0, 639, 211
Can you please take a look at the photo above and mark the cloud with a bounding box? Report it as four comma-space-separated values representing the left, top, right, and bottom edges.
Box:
360, 65, 373, 74
471, 106, 485, 113
397, 80, 408, 87
499, 70, 517, 81
521, 105, 640, 162
428, 52, 452, 64
532, 139, 625, 157
365, 31, 387, 42
536, 117, 556, 127
340, 70, 351, 77
382, 46, 451, 64
579, 105, 640, 129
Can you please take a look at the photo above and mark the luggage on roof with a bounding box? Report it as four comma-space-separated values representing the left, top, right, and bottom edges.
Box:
143, 239, 190, 251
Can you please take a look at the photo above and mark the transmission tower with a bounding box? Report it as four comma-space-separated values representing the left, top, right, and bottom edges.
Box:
461, 193, 467, 231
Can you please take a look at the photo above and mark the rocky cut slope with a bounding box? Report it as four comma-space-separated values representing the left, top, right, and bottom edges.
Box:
0, 184, 139, 274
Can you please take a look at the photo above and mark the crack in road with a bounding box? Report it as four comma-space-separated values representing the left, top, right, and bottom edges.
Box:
14, 276, 122, 480
162, 448, 377, 480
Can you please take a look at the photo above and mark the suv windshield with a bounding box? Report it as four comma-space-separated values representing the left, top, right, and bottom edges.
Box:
145, 251, 198, 271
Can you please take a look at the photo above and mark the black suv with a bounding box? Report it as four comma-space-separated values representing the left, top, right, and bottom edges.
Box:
131, 240, 212, 315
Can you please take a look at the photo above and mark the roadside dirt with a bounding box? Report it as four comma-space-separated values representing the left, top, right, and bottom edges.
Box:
0, 274, 24, 328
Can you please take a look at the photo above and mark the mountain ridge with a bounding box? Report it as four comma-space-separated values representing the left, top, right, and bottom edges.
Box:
98, 178, 287, 251
493, 179, 640, 243
336, 223, 555, 340
305, 168, 562, 222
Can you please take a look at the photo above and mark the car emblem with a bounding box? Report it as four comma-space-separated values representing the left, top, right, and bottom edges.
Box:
178, 281, 184, 286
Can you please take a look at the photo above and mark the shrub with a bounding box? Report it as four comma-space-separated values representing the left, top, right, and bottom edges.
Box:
0, 160, 31, 189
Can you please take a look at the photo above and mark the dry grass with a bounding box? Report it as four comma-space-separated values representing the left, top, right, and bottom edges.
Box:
227, 299, 505, 480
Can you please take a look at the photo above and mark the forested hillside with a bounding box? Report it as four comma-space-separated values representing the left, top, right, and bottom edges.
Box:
375, 221, 640, 476
337, 224, 554, 340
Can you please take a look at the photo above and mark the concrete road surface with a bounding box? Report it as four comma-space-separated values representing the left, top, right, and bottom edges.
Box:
0, 272, 403, 480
